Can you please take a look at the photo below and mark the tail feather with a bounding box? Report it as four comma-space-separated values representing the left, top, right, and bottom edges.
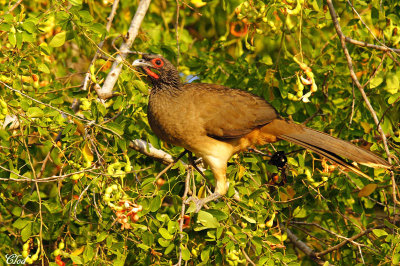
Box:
262, 119, 391, 179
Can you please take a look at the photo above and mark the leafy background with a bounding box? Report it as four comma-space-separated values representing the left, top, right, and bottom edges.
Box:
0, 0, 399, 265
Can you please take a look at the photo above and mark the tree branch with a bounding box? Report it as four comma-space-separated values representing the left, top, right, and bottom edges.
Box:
315, 225, 385, 257
345, 37, 400, 53
82, 0, 121, 91
285, 227, 328, 265
96, 0, 151, 99
326, 0, 392, 164
129, 139, 174, 164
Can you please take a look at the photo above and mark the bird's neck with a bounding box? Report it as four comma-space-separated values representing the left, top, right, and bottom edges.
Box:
150, 74, 182, 97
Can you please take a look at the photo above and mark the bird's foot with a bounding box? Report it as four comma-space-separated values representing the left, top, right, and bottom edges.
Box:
185, 193, 222, 213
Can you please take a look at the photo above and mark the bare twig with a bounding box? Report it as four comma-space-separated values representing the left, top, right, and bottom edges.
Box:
96, 0, 151, 99
315, 225, 385, 257
6, 0, 23, 14
154, 150, 188, 180
176, 166, 191, 266
361, 53, 387, 89
326, 0, 392, 164
82, 0, 121, 91
290, 221, 367, 248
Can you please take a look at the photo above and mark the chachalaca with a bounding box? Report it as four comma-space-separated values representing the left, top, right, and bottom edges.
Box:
133, 54, 391, 211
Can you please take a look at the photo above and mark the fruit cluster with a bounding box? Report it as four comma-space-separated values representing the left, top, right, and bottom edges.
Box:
22, 238, 40, 264
288, 57, 317, 102
226, 249, 246, 266
103, 184, 143, 230
235, 1, 268, 23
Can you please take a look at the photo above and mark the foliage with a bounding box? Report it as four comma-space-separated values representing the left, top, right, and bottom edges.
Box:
0, 0, 399, 265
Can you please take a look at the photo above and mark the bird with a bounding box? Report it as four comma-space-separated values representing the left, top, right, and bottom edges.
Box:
132, 54, 391, 212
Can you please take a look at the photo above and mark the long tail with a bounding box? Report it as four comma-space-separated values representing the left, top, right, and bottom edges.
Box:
262, 119, 391, 179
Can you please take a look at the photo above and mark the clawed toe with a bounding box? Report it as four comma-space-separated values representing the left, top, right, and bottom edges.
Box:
184, 193, 222, 213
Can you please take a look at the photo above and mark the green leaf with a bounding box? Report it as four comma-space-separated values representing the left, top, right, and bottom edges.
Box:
369, 71, 384, 88
8, 32, 16, 46
69, 0, 82, 6
181, 245, 191, 261
21, 223, 32, 242
70, 255, 83, 264
157, 237, 170, 247
105, 122, 124, 136
197, 210, 219, 228
372, 229, 388, 237
158, 228, 173, 240
96, 232, 108, 242
49, 31, 66, 47
150, 195, 162, 212
293, 206, 307, 218
393, 253, 400, 265
388, 92, 400, 104
83, 245, 94, 262
12, 218, 29, 229
167, 220, 178, 234
204, 209, 228, 221
38, 63, 50, 74
22, 21, 36, 33
165, 243, 175, 255
239, 214, 256, 224
137, 244, 150, 250
27, 107, 44, 118
385, 72, 399, 94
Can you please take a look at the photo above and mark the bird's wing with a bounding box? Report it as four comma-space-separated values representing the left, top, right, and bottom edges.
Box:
182, 83, 278, 139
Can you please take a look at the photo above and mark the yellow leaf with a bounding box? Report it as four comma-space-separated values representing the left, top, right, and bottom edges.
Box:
358, 183, 377, 198
197, 185, 206, 199
73, 119, 85, 135
360, 121, 372, 133
238, 165, 246, 180
82, 142, 94, 163
71, 246, 85, 256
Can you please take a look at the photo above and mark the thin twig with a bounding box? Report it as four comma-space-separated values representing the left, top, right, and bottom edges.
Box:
154, 150, 188, 180
315, 225, 385, 257
6, 0, 23, 14
176, 166, 191, 266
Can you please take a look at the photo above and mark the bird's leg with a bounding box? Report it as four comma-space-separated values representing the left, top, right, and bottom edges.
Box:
185, 155, 228, 212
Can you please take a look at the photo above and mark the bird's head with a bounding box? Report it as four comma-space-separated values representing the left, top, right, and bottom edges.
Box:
132, 54, 180, 88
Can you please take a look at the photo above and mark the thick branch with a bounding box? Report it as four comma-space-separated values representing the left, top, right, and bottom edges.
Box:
129, 139, 174, 164
96, 0, 151, 99
285, 227, 327, 265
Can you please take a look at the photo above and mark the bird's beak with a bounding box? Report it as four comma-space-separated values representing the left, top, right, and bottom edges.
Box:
132, 59, 152, 67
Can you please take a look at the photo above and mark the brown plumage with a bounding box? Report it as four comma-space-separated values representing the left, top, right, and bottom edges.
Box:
133, 54, 391, 211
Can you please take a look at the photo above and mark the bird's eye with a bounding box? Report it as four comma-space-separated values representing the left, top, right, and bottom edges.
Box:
151, 58, 164, 68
